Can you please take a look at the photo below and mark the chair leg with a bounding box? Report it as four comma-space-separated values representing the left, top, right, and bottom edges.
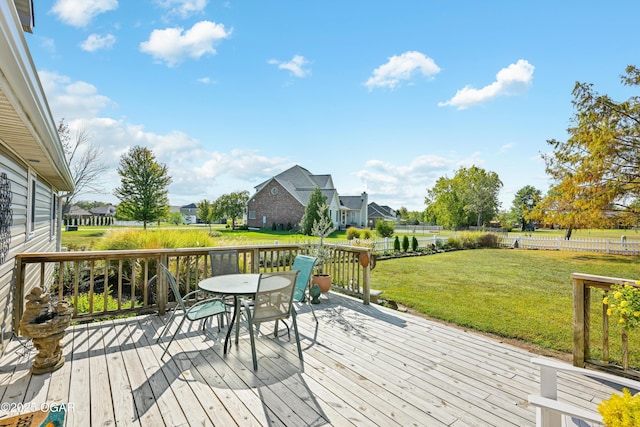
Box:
156, 308, 178, 343
291, 309, 303, 363
308, 299, 318, 323
245, 305, 258, 370
161, 316, 187, 360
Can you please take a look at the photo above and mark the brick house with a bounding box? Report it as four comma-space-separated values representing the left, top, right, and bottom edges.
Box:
246, 165, 368, 230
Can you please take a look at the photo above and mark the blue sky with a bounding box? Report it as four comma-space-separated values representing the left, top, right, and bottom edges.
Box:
25, 0, 640, 211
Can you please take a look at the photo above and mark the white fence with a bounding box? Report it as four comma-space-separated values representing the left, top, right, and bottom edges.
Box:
499, 235, 640, 255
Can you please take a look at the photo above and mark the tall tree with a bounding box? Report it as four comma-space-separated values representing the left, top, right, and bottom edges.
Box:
218, 191, 249, 230
511, 185, 542, 231
458, 166, 503, 227
538, 65, 640, 229
425, 166, 502, 229
114, 146, 172, 229
300, 187, 331, 235
57, 119, 107, 213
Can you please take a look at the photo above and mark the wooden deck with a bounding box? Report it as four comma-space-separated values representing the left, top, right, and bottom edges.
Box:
0, 293, 615, 426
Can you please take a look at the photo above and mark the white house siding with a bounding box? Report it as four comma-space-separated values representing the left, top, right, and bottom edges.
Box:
0, 149, 57, 353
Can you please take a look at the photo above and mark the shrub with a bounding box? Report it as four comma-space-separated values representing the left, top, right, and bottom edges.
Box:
67, 286, 130, 314
393, 235, 401, 252
361, 229, 372, 239
598, 388, 640, 427
458, 232, 479, 249
402, 235, 410, 252
446, 237, 462, 249
376, 221, 395, 238
477, 233, 499, 248
412, 236, 419, 252
346, 227, 361, 240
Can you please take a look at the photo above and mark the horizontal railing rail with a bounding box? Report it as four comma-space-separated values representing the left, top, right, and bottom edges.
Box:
572, 272, 640, 379
14, 244, 372, 332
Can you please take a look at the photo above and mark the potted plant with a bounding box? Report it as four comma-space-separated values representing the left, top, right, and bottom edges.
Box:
310, 203, 334, 294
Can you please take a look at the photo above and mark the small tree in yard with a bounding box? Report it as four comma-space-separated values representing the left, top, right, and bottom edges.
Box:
412, 236, 419, 252
375, 220, 395, 238
301, 187, 329, 235
114, 146, 171, 230
57, 119, 108, 213
393, 235, 400, 252
197, 199, 214, 231
402, 235, 410, 252
169, 212, 184, 225
310, 203, 335, 273
217, 191, 249, 230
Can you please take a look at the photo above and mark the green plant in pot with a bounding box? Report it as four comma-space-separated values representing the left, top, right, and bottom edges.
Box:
310, 202, 334, 295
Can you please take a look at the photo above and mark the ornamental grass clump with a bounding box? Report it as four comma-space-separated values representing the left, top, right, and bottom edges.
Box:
604, 282, 640, 330
598, 388, 640, 427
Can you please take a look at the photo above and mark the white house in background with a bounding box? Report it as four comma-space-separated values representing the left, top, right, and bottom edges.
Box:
0, 1, 74, 354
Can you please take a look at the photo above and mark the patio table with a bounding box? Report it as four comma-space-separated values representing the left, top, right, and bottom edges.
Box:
198, 273, 286, 353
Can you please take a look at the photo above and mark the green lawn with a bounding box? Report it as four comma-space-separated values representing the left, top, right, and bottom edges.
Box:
370, 249, 640, 366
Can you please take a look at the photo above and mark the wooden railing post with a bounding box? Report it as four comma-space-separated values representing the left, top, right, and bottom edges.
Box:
157, 254, 168, 315
13, 257, 26, 333
572, 276, 585, 367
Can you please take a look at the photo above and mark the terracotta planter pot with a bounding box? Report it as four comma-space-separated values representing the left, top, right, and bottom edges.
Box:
311, 274, 331, 293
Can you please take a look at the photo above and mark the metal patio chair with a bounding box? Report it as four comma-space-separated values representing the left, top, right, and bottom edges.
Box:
291, 254, 318, 322
156, 263, 228, 359
243, 271, 303, 370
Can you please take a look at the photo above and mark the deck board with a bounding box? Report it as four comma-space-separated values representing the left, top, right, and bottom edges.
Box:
0, 292, 615, 426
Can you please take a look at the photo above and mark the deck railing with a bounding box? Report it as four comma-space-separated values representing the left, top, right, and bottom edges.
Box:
572, 272, 640, 379
14, 244, 372, 331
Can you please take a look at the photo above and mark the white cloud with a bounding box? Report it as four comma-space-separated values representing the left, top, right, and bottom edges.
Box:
439, 59, 535, 110
80, 34, 116, 52
51, 0, 118, 27
36, 71, 291, 205
140, 21, 231, 67
197, 77, 211, 84
354, 155, 453, 208
157, 0, 207, 18
268, 55, 311, 78
38, 71, 114, 120
364, 51, 440, 90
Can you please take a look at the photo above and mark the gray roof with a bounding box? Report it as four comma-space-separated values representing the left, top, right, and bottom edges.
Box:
368, 202, 396, 219
340, 195, 366, 211
89, 205, 116, 216
253, 165, 337, 205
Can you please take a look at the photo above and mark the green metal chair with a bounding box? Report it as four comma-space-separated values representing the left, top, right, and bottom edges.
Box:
157, 263, 228, 359
291, 254, 318, 322
209, 250, 241, 276
243, 271, 302, 371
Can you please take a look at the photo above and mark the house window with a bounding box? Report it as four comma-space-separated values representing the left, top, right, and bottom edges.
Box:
26, 170, 37, 237
248, 211, 256, 220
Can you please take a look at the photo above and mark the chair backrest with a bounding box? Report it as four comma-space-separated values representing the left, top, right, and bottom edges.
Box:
209, 250, 240, 276
291, 255, 317, 302
252, 271, 299, 323
159, 263, 187, 312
